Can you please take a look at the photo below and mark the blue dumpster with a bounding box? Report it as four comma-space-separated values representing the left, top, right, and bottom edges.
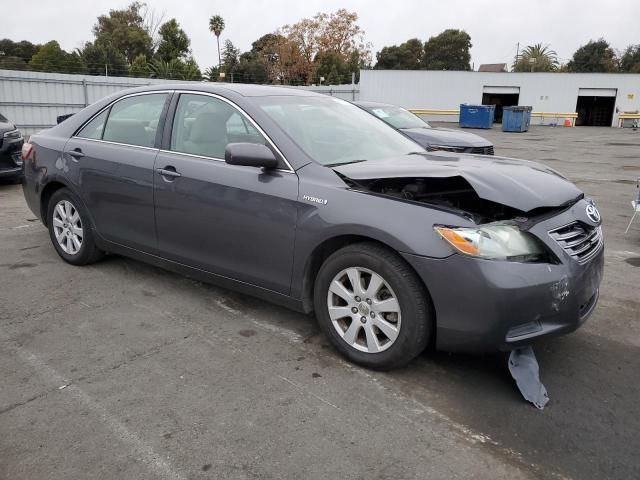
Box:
502, 106, 533, 132
459, 104, 495, 129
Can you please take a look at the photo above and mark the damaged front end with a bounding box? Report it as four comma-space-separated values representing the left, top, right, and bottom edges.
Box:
332, 153, 584, 225
340, 174, 565, 224
328, 154, 603, 361
338, 173, 579, 265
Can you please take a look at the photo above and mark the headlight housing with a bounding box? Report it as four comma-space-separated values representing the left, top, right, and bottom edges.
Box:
3, 129, 22, 140
435, 224, 547, 261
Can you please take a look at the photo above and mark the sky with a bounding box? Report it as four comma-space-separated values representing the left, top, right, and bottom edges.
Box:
3, 0, 638, 70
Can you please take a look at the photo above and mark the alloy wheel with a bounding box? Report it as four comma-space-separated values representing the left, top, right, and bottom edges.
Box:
326, 267, 401, 353
52, 200, 83, 255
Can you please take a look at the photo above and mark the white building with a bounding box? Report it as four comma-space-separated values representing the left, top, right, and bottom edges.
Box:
359, 70, 640, 127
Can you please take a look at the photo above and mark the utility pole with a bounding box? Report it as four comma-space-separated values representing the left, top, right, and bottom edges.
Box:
105, 64, 108, 77
515, 42, 520, 67
351, 72, 356, 101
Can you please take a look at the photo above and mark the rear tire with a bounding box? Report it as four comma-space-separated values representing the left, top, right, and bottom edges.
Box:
47, 188, 104, 265
313, 242, 432, 370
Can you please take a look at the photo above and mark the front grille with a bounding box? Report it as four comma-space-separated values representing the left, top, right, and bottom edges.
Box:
467, 146, 494, 155
548, 222, 603, 264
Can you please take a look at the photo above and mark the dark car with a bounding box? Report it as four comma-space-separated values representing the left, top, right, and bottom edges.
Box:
21, 85, 603, 370
0, 113, 24, 180
356, 101, 495, 155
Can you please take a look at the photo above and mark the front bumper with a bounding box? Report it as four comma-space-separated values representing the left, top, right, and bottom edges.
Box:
402, 202, 604, 353
0, 136, 24, 178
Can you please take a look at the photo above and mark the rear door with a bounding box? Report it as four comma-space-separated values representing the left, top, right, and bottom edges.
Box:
66, 92, 170, 252
153, 92, 299, 294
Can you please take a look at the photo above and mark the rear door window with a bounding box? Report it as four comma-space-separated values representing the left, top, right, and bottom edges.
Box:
102, 93, 168, 148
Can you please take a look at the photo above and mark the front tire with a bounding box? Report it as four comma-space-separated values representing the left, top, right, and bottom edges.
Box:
313, 242, 432, 370
47, 188, 103, 265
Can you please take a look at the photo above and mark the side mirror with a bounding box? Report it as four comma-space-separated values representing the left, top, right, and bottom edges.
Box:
225, 143, 278, 169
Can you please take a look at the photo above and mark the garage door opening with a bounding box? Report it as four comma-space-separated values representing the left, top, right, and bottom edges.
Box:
575, 88, 617, 126
482, 86, 520, 123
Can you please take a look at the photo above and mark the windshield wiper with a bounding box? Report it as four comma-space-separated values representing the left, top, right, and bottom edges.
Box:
325, 159, 368, 167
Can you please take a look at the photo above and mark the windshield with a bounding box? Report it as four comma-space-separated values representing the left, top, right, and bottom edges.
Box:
256, 96, 420, 166
367, 105, 430, 129
0, 113, 8, 123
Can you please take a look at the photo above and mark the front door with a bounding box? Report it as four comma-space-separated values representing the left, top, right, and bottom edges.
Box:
153, 93, 298, 294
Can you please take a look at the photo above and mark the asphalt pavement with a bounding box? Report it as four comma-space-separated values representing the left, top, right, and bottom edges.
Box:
1, 124, 639, 479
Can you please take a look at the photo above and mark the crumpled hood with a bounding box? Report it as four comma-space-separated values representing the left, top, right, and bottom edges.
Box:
400, 126, 492, 148
333, 153, 582, 213
0, 121, 16, 134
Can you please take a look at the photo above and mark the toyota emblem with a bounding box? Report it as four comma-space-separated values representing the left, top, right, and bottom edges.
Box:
586, 204, 601, 224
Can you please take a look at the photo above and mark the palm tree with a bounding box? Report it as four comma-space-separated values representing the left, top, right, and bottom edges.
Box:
513, 43, 559, 72
148, 58, 183, 79
209, 15, 225, 70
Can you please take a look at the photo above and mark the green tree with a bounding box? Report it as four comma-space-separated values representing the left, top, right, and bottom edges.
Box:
251, 33, 283, 55
0, 39, 41, 59
375, 38, 424, 69
148, 58, 184, 79
129, 53, 149, 77
80, 40, 128, 76
0, 38, 42, 70
249, 33, 288, 83
567, 39, 618, 72
209, 15, 225, 68
423, 29, 472, 70
620, 44, 640, 73
156, 19, 190, 62
0, 39, 41, 69
203, 65, 220, 82
30, 41, 84, 74
232, 52, 268, 83
0, 55, 30, 70
315, 50, 353, 84
182, 56, 202, 80
512, 43, 559, 72
93, 2, 152, 63
222, 39, 240, 74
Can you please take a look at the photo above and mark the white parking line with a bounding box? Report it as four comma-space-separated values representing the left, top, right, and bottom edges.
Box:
0, 328, 186, 480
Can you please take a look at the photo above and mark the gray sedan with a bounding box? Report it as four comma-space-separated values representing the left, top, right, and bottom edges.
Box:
21, 84, 603, 370
356, 101, 494, 155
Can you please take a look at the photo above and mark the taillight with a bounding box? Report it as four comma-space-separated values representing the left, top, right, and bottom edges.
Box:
21, 143, 33, 161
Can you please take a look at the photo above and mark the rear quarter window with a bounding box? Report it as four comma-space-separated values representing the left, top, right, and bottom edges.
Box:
76, 109, 109, 140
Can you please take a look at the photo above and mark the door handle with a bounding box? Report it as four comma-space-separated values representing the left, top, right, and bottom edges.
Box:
156, 166, 181, 178
68, 148, 84, 159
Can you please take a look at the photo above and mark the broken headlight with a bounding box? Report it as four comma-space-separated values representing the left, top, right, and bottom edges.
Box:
3, 129, 22, 140
434, 224, 546, 261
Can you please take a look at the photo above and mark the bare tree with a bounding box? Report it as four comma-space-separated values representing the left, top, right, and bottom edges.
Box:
140, 2, 166, 53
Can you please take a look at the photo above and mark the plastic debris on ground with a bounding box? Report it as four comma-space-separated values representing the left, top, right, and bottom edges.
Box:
508, 346, 549, 410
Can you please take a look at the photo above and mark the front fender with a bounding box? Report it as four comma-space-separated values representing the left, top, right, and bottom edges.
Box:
290, 178, 470, 300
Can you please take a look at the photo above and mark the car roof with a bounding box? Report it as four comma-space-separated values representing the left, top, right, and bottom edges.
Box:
127, 82, 323, 98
